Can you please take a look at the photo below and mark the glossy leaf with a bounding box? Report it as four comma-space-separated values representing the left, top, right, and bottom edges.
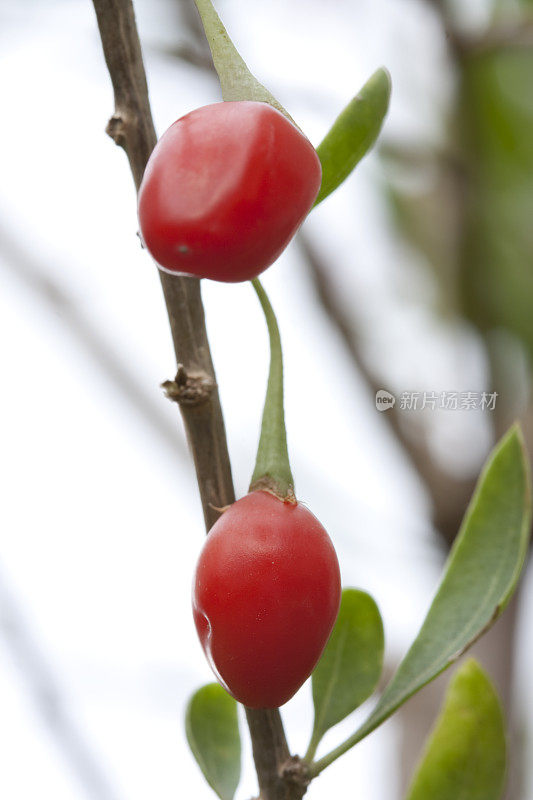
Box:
406, 659, 506, 800
306, 589, 384, 760
193, 0, 294, 122
311, 425, 530, 775
314, 68, 391, 206
186, 683, 241, 800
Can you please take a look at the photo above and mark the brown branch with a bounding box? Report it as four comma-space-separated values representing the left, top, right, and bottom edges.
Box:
92, 0, 233, 531
89, 1, 298, 798
245, 709, 310, 800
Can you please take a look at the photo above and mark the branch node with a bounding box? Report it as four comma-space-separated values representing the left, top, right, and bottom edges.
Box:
162, 365, 216, 406
280, 756, 311, 797
106, 113, 128, 147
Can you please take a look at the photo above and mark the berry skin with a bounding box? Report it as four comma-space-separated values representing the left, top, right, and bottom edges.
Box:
192, 491, 341, 708
138, 101, 322, 282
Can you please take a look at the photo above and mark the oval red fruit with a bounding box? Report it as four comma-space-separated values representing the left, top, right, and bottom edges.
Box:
138, 101, 322, 282
192, 491, 341, 708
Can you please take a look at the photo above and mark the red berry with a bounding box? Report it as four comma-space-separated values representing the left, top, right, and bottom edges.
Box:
192, 491, 341, 708
138, 101, 322, 282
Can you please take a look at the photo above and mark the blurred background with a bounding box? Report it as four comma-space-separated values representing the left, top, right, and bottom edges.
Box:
1, 0, 533, 797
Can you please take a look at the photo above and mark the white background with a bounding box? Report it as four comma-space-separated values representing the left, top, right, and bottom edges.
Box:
1, 1, 532, 799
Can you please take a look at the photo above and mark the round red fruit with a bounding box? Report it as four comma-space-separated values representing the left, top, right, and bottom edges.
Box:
192, 490, 341, 708
138, 101, 322, 282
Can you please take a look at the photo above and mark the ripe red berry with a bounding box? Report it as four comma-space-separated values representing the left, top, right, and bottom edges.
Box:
138, 101, 322, 282
192, 491, 341, 708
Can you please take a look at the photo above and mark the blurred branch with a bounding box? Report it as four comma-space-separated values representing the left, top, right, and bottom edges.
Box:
162, 41, 215, 71
170, 0, 217, 72
422, 0, 533, 57
158, 0, 217, 71
0, 567, 123, 800
462, 21, 533, 55
298, 232, 476, 545
420, 0, 462, 57
393, 5, 532, 798
0, 222, 187, 464
89, 3, 302, 799
379, 140, 464, 175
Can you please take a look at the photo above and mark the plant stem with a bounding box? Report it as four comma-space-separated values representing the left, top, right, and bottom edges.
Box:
250, 279, 295, 501
304, 720, 322, 765
89, 3, 298, 798
91, 0, 232, 530
192, 0, 294, 122
303, 729, 321, 765
309, 723, 370, 777
193, 0, 245, 95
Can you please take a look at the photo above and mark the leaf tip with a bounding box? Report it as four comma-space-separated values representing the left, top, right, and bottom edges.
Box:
365, 66, 392, 111
375, 66, 392, 95
500, 422, 531, 511
185, 682, 241, 800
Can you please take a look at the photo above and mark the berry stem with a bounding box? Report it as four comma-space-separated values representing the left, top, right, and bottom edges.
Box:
250, 279, 295, 502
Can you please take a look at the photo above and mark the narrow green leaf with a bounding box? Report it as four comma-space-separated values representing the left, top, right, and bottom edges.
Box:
311, 425, 531, 776
406, 659, 506, 800
306, 589, 384, 760
193, 0, 294, 122
186, 683, 241, 800
314, 67, 391, 207
249, 279, 294, 500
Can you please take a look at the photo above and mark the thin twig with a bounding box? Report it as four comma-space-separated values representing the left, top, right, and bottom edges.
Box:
91, 0, 233, 531
89, 2, 302, 798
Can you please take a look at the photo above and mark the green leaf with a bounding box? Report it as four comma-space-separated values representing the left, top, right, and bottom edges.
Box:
193, 0, 294, 123
250, 279, 294, 500
186, 683, 241, 800
306, 589, 384, 760
311, 425, 531, 776
314, 68, 391, 207
405, 659, 506, 800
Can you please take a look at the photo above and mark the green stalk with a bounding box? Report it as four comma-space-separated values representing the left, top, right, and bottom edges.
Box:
250, 279, 295, 502
193, 0, 296, 124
